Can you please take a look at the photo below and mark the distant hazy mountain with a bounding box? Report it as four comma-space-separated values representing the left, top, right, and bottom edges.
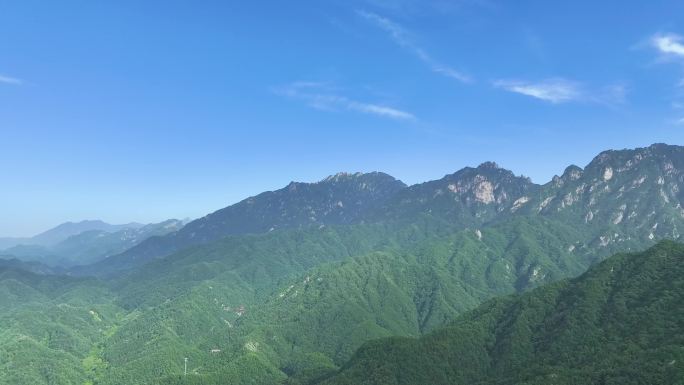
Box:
0, 220, 144, 250
1, 219, 186, 267
320, 240, 684, 385
29, 220, 145, 246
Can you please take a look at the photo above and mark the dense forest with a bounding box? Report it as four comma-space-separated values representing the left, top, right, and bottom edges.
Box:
320, 240, 684, 385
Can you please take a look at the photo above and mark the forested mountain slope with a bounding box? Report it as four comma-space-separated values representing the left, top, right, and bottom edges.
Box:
0, 265, 121, 385
320, 240, 684, 385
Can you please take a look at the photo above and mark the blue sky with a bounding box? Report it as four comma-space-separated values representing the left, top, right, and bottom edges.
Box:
1, 0, 684, 236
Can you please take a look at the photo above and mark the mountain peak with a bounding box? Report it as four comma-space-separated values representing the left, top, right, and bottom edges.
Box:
561, 164, 584, 180
477, 161, 500, 170
320, 172, 364, 183
319, 171, 400, 185
447, 162, 528, 184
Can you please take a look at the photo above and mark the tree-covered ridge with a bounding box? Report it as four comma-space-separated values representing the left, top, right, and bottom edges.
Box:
0, 265, 122, 385
321, 240, 684, 385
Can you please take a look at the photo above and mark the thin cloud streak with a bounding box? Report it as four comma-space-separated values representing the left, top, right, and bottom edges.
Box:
432, 66, 471, 83
275, 82, 415, 121
493, 78, 627, 106
348, 101, 415, 119
0, 74, 22, 85
493, 78, 582, 104
357, 10, 472, 83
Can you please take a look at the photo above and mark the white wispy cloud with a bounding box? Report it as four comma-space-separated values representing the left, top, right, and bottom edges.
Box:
493, 78, 582, 104
652, 33, 684, 57
347, 101, 415, 119
0, 74, 22, 85
493, 78, 627, 105
645, 32, 684, 113
357, 10, 471, 83
274, 82, 415, 120
432, 66, 471, 83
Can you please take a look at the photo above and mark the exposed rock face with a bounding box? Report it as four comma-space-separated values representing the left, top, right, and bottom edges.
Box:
473, 177, 495, 204
585, 211, 594, 222
511, 196, 530, 212
603, 167, 614, 181
447, 175, 497, 204
612, 211, 624, 225
538, 197, 554, 212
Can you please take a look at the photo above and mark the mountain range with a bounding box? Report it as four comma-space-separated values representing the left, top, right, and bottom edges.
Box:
0, 219, 188, 267
85, 143, 684, 278
0, 143, 683, 385
0, 220, 144, 249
